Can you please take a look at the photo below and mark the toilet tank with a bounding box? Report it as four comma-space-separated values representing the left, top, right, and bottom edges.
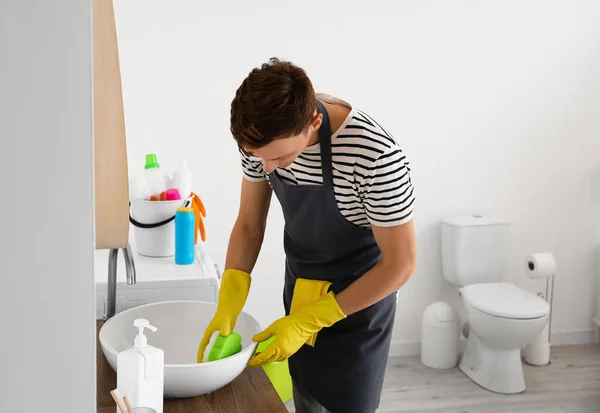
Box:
441, 215, 511, 288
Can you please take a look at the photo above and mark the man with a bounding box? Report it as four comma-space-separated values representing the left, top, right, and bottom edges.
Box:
198, 57, 417, 413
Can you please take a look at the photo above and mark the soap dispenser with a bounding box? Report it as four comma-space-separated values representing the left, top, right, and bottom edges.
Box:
117, 319, 164, 413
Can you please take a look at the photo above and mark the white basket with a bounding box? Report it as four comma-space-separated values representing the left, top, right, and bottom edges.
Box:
130, 197, 192, 257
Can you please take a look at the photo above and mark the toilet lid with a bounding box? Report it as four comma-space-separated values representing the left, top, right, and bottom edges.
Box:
462, 283, 550, 319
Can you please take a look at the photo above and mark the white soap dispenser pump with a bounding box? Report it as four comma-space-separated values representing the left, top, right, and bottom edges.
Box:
116, 318, 164, 413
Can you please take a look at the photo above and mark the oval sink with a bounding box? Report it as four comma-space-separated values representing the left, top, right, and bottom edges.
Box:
99, 300, 261, 398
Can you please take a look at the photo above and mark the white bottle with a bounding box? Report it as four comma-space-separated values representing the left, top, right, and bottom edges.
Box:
129, 174, 151, 202
143, 154, 169, 196
117, 319, 164, 413
171, 158, 192, 199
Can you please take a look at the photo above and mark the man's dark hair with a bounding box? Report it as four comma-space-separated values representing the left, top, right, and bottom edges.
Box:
230, 57, 316, 154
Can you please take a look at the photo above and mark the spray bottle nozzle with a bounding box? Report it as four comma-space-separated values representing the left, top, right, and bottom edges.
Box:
133, 318, 157, 348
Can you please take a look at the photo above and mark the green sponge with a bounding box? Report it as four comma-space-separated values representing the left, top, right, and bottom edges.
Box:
208, 332, 243, 362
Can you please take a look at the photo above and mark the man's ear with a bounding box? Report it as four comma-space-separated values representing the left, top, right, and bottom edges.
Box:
311, 112, 323, 129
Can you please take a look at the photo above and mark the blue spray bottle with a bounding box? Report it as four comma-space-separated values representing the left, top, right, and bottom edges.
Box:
175, 207, 196, 265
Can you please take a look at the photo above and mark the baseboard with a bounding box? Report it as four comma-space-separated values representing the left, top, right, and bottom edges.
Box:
550, 328, 596, 345
388, 341, 421, 357
389, 328, 596, 357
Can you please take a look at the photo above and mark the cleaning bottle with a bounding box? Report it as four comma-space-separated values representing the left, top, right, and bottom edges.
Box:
175, 207, 195, 265
144, 154, 169, 197
171, 158, 192, 199
116, 319, 164, 413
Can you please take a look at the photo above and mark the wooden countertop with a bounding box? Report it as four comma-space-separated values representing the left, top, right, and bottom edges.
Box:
97, 321, 287, 413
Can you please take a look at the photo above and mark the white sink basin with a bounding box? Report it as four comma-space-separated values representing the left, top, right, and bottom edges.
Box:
99, 300, 261, 398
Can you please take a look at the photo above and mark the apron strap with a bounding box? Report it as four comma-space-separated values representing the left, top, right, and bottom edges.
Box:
316, 100, 334, 187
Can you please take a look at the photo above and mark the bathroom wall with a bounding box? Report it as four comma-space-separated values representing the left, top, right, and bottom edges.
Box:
0, 0, 96, 411
113, 0, 600, 353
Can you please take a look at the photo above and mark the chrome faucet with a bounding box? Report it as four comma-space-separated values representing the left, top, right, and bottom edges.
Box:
105, 242, 137, 319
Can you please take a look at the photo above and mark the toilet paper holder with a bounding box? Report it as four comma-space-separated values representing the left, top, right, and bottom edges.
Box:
522, 253, 556, 367
526, 257, 555, 345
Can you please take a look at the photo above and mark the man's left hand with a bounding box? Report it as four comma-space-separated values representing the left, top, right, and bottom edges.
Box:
248, 291, 346, 367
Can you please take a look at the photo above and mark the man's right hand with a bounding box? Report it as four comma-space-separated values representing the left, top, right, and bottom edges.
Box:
197, 269, 252, 362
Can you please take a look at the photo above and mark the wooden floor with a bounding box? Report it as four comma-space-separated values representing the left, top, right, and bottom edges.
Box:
286, 344, 600, 413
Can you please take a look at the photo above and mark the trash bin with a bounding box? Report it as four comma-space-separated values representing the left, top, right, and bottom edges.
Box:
257, 336, 293, 403
421, 301, 459, 369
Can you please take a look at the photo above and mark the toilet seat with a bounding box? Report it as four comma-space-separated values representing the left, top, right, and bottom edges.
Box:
462, 282, 550, 319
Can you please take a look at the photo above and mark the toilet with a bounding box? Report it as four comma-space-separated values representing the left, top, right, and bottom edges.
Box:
441, 215, 550, 394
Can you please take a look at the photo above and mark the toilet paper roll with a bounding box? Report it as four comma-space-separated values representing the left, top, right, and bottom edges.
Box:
523, 324, 550, 366
524, 253, 556, 279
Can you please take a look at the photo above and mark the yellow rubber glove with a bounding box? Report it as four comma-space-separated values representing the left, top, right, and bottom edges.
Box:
289, 279, 332, 347
197, 269, 251, 363
247, 291, 346, 368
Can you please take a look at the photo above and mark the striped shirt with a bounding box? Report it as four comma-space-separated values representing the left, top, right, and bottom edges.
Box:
239, 95, 415, 228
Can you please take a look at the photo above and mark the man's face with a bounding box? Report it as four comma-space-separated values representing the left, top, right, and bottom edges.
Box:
250, 112, 322, 174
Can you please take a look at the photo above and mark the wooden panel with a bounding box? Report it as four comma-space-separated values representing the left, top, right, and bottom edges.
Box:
93, 0, 129, 250
96, 321, 288, 413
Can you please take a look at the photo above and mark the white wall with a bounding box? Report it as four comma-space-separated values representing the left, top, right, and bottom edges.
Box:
0, 0, 96, 411
113, 0, 600, 353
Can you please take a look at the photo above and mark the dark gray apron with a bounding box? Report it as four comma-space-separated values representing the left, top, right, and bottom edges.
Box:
268, 100, 397, 413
